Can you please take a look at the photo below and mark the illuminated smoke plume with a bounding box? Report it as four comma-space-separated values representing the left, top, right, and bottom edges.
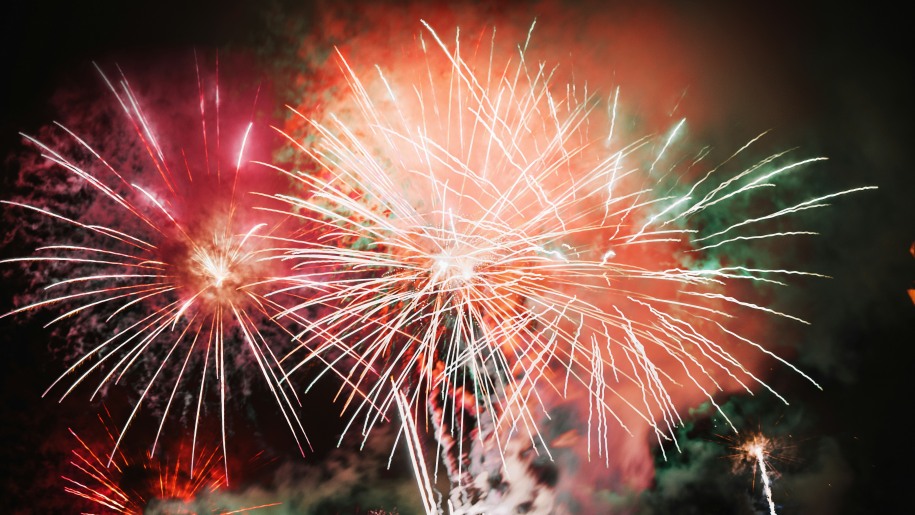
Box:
169, 423, 426, 515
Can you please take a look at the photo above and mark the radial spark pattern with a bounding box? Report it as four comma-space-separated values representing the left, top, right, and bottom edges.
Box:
63, 416, 281, 514
271, 21, 872, 479
2, 60, 312, 474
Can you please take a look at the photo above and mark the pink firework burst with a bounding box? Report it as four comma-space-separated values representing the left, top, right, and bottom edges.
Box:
2, 55, 315, 475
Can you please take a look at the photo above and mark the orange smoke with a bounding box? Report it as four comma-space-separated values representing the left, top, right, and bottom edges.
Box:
280, 4, 808, 508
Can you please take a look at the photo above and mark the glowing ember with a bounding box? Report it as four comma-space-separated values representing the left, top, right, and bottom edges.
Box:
909, 242, 914, 305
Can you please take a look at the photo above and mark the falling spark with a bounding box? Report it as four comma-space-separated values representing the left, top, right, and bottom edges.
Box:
393, 386, 438, 515
746, 437, 776, 515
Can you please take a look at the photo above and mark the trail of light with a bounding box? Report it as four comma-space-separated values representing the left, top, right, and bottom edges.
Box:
219, 503, 283, 515
728, 432, 785, 515
750, 442, 777, 515
394, 386, 438, 515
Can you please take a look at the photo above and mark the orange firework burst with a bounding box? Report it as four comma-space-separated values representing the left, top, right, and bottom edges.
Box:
269, 19, 872, 511
2, 58, 312, 473
908, 242, 914, 305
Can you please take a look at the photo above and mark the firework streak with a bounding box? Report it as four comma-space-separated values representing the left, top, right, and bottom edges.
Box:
2, 58, 312, 476
268, 20, 874, 512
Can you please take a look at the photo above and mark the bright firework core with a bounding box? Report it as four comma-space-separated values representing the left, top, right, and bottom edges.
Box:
175, 219, 270, 312
195, 247, 232, 288
432, 248, 479, 285
738, 433, 771, 462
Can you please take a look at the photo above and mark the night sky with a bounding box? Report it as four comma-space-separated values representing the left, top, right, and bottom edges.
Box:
1, 1, 912, 513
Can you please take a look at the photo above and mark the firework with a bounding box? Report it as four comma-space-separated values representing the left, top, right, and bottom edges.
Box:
726, 431, 794, 515
909, 242, 914, 305
2, 57, 312, 474
744, 435, 776, 515
270, 19, 873, 511
63, 416, 281, 514
65, 427, 224, 513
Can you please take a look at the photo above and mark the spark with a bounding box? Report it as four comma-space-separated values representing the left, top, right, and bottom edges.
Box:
393, 386, 438, 515
746, 437, 776, 515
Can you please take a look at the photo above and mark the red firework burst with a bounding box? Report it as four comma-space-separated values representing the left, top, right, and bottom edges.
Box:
63, 414, 281, 514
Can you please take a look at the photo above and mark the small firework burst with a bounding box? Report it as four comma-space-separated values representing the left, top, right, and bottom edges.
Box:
908, 242, 914, 305
726, 430, 795, 515
64, 428, 224, 513
63, 417, 281, 514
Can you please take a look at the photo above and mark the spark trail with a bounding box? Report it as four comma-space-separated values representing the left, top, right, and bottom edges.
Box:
748, 438, 776, 515
2, 59, 312, 476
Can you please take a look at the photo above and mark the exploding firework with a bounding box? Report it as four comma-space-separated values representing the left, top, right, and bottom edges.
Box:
63, 415, 281, 514
270, 19, 873, 512
65, 428, 224, 513
1, 57, 313, 474
726, 431, 795, 515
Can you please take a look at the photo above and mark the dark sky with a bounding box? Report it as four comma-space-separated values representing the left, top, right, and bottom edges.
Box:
1, 1, 912, 513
